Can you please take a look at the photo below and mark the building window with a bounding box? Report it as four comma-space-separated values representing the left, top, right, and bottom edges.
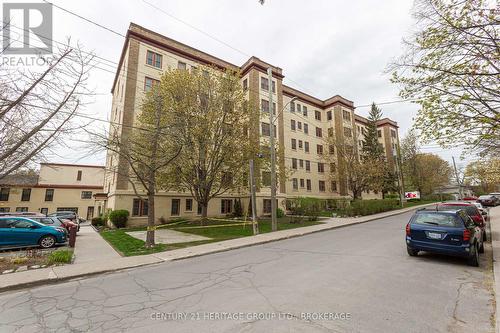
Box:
291, 119, 296, 130
378, 130, 382, 138
344, 127, 352, 138
300, 179, 305, 188
262, 171, 271, 186
329, 145, 335, 154
242, 79, 248, 90
290, 101, 295, 112
315, 110, 321, 121
317, 163, 325, 173
260, 77, 269, 91
305, 160, 311, 171
261, 122, 270, 136
45, 189, 54, 202
171, 199, 180, 216
343, 109, 351, 121
132, 199, 149, 216
144, 77, 159, 92
146, 50, 162, 68
304, 141, 310, 153
263, 199, 272, 214
16, 207, 28, 212
0, 188, 10, 201
298, 140, 303, 149
292, 158, 298, 169
327, 111, 332, 120
330, 163, 336, 173
317, 144, 323, 155
303, 105, 308, 117
328, 127, 334, 137
177, 61, 187, 70
304, 123, 309, 134
186, 199, 193, 212
21, 188, 31, 202
77, 170, 82, 181
319, 180, 326, 192
299, 159, 304, 168
331, 181, 337, 192
221, 199, 233, 214
292, 178, 298, 190
391, 129, 397, 138
291, 139, 297, 150
316, 127, 322, 138
297, 104, 301, 113
297, 122, 302, 130
0, 207, 10, 213
81, 191, 92, 199
261, 99, 270, 113
306, 179, 311, 191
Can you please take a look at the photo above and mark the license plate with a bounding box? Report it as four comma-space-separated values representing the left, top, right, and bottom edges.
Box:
428, 232, 442, 239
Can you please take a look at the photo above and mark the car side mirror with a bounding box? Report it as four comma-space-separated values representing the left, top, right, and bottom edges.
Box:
481, 211, 487, 215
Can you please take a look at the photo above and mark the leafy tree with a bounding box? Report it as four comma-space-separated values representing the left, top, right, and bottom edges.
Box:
400, 129, 420, 193
163, 67, 253, 219
411, 153, 452, 195
464, 158, 500, 194
390, 0, 500, 157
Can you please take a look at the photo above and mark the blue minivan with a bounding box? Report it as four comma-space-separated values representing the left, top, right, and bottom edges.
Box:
406, 209, 483, 266
0, 217, 67, 249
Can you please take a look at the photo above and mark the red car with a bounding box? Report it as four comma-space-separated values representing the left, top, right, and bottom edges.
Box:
436, 202, 486, 241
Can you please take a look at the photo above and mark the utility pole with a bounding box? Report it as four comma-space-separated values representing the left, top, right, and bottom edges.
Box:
452, 156, 463, 200
249, 159, 259, 235
393, 149, 404, 207
268, 67, 277, 232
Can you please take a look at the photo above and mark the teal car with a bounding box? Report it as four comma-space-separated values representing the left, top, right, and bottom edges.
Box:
0, 217, 67, 249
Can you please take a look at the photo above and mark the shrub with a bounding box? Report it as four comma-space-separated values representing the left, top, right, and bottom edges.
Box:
47, 250, 73, 265
337, 199, 400, 217
233, 199, 243, 217
288, 197, 322, 221
109, 210, 129, 228
276, 208, 285, 218
91, 217, 104, 226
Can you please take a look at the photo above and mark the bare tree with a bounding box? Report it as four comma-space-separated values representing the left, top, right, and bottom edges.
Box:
0, 34, 94, 179
91, 87, 183, 247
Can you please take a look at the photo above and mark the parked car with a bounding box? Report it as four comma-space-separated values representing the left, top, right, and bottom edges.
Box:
0, 217, 67, 249
405, 209, 483, 266
477, 195, 499, 207
468, 202, 489, 222
27, 216, 77, 233
462, 196, 478, 201
48, 211, 81, 231
490, 193, 500, 204
436, 201, 486, 241
0, 212, 45, 217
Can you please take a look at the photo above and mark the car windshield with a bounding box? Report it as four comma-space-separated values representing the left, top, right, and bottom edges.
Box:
413, 213, 460, 227
439, 205, 478, 215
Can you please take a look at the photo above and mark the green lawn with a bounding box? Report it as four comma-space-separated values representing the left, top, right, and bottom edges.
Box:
100, 218, 322, 257
319, 199, 438, 217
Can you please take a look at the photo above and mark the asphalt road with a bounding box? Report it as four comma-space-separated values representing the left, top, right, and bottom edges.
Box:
0, 210, 494, 333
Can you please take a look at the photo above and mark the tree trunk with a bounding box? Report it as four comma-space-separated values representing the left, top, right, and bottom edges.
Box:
201, 203, 208, 219
145, 192, 155, 248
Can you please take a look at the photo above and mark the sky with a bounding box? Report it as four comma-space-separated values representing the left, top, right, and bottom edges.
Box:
5, 0, 472, 171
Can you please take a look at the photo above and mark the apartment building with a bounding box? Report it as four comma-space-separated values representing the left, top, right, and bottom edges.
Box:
0, 163, 105, 220
104, 23, 400, 224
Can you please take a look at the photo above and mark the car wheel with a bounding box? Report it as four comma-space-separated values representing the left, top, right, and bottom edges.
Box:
39, 235, 56, 249
407, 246, 419, 257
483, 230, 487, 242
467, 244, 479, 267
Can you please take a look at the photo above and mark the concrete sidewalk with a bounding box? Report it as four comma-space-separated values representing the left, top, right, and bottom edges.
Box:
488, 206, 500, 333
0, 203, 434, 292
73, 223, 121, 264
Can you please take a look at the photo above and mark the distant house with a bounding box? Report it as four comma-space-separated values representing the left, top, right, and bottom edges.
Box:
0, 163, 104, 220
435, 183, 474, 200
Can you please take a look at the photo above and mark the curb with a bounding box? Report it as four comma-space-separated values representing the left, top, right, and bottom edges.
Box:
0, 203, 434, 293
488, 206, 500, 333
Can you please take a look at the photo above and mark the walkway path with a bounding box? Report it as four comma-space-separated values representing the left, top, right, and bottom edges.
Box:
73, 223, 120, 264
